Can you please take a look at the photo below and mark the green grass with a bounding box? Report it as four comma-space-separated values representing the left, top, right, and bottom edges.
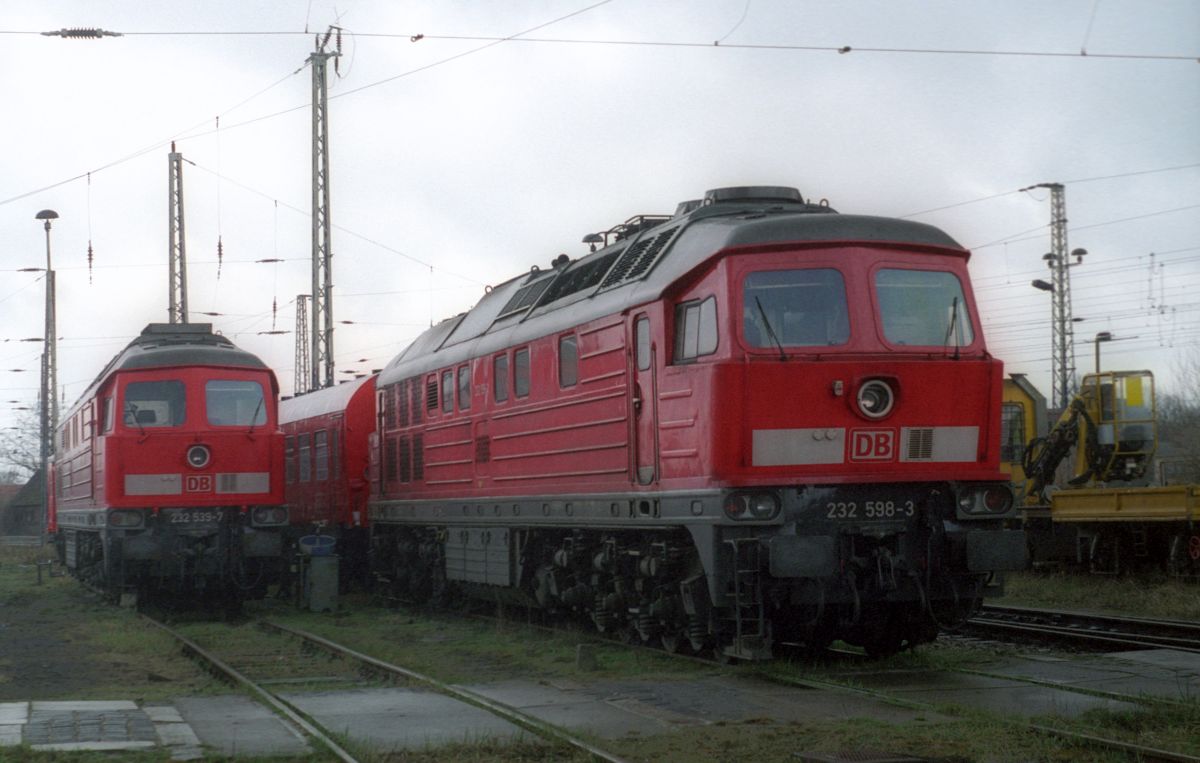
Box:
1002, 570, 1200, 620
251, 594, 712, 686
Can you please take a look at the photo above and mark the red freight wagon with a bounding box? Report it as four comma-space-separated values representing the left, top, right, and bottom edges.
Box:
51, 323, 287, 604
366, 186, 1027, 659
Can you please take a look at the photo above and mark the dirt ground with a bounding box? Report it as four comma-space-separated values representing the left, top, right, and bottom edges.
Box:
0, 547, 214, 702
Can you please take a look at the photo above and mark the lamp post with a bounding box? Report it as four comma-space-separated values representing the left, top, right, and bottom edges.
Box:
35, 209, 58, 542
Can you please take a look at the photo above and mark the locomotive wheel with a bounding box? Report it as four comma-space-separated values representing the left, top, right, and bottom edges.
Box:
711, 646, 735, 665
862, 631, 903, 658
660, 631, 685, 654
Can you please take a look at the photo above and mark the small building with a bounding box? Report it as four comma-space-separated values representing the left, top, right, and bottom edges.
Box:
0, 470, 44, 537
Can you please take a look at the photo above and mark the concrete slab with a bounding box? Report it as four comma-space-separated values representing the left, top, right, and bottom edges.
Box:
174, 695, 310, 757
280, 687, 530, 751
462, 679, 668, 738
983, 651, 1200, 704
31, 741, 157, 752
0, 725, 22, 747
464, 675, 942, 739
0, 703, 28, 725
1108, 649, 1200, 675
30, 700, 138, 712
24, 702, 158, 747
155, 721, 203, 747
842, 668, 1138, 717
143, 704, 185, 724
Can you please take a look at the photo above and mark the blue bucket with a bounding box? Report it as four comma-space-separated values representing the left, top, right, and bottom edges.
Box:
298, 534, 336, 556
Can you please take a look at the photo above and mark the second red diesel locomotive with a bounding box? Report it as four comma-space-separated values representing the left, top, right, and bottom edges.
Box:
290, 185, 1027, 658
50, 323, 288, 604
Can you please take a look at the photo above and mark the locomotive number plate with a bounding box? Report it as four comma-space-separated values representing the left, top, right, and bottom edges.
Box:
165, 509, 221, 524
825, 500, 916, 521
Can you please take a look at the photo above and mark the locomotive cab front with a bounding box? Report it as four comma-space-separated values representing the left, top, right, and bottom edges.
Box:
656, 227, 1026, 656
54, 324, 287, 603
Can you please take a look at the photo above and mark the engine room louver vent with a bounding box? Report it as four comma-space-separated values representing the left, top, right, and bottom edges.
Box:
905, 428, 934, 461
409, 377, 422, 425
598, 226, 678, 290
398, 436, 412, 482
475, 435, 490, 463
412, 433, 425, 481
497, 276, 554, 319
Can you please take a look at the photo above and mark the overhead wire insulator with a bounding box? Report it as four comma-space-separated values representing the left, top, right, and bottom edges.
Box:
42, 28, 123, 38
216, 237, 224, 279
87, 242, 94, 284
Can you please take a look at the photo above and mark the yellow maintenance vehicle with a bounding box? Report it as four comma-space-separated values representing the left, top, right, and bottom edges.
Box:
1003, 371, 1199, 577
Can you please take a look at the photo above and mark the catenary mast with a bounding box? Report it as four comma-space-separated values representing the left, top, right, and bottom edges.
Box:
309, 30, 339, 390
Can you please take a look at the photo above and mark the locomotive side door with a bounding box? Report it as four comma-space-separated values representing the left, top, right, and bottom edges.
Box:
631, 314, 660, 485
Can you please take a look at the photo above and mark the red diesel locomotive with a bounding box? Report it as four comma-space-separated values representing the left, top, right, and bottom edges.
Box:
50, 323, 288, 603
353, 185, 1025, 658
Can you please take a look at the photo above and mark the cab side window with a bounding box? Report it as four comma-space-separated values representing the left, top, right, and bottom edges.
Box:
674, 296, 718, 362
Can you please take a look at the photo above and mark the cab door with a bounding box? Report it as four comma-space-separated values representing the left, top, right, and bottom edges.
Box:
631, 314, 659, 485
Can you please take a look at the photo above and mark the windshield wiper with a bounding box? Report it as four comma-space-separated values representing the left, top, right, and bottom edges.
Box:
943, 296, 961, 360
124, 401, 147, 438
754, 297, 787, 361
246, 396, 265, 437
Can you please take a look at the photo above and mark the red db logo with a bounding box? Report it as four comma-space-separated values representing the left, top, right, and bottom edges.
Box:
185, 475, 213, 493
850, 430, 895, 461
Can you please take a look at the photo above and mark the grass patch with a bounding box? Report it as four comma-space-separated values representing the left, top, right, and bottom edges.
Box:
1003, 570, 1200, 620
604, 714, 1138, 763
0, 545, 222, 702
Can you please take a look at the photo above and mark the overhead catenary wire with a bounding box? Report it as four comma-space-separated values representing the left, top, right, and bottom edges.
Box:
5, 24, 1197, 63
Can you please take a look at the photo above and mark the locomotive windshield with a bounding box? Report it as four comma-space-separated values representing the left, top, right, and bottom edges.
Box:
742, 269, 849, 348
123, 380, 186, 428
875, 269, 974, 347
206, 380, 267, 426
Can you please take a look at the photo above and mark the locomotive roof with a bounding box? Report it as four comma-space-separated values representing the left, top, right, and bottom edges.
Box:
379, 186, 966, 386
62, 323, 270, 422
280, 373, 375, 425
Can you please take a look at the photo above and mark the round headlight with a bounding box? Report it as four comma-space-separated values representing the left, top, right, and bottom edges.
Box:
857, 380, 895, 419
983, 486, 1013, 513
186, 445, 211, 469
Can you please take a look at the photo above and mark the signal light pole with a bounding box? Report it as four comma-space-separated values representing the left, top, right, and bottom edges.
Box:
1023, 182, 1086, 411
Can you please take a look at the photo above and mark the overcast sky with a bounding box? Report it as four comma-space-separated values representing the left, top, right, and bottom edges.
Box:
1, 1, 1197, 445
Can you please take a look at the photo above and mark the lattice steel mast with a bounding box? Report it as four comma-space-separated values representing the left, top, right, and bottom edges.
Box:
309, 31, 339, 390
167, 143, 189, 324
1028, 182, 1086, 411
295, 294, 311, 396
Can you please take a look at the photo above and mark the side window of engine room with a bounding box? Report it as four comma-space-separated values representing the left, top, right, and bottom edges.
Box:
674, 296, 718, 363
514, 347, 531, 398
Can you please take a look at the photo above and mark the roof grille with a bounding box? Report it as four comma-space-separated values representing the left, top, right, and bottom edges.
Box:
539, 250, 621, 305
599, 226, 677, 290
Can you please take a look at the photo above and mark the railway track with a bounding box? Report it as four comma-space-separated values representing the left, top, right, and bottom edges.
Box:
968, 604, 1200, 653
143, 613, 630, 762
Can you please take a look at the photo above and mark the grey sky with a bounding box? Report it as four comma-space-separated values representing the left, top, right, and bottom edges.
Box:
1, 1, 1197, 442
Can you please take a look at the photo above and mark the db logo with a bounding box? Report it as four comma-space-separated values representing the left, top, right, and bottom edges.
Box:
850, 429, 895, 461
185, 475, 213, 493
